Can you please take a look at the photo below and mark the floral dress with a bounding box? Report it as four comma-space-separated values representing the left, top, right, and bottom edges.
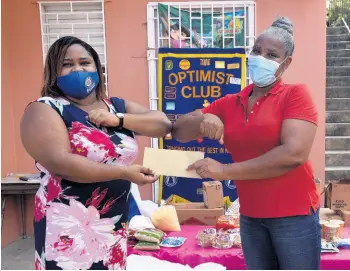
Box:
33, 96, 138, 270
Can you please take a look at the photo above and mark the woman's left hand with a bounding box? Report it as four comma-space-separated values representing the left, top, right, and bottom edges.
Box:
87, 109, 119, 127
187, 158, 228, 180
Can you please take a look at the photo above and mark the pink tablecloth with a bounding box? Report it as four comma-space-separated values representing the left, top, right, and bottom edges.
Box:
128, 226, 350, 270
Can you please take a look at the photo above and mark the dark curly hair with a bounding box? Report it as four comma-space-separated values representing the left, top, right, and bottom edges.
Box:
41, 36, 106, 100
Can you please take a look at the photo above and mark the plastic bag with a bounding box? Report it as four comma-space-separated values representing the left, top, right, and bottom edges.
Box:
151, 205, 181, 232
134, 241, 160, 251
134, 228, 165, 244
321, 239, 339, 253
160, 237, 186, 248
196, 228, 216, 248
129, 215, 155, 230
225, 199, 240, 216
337, 238, 350, 249
212, 230, 234, 249
224, 228, 241, 248
216, 215, 240, 230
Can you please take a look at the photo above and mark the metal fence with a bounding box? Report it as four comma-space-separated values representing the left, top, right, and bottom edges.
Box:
328, 0, 350, 27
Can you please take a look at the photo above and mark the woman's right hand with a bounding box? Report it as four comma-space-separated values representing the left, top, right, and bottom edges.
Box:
200, 113, 224, 144
122, 165, 159, 186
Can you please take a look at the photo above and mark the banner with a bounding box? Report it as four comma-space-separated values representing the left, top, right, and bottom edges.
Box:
158, 3, 245, 48
158, 48, 246, 207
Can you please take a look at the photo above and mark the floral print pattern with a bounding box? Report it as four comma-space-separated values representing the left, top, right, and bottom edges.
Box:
46, 199, 119, 270
103, 229, 127, 270
35, 251, 46, 270
34, 97, 136, 270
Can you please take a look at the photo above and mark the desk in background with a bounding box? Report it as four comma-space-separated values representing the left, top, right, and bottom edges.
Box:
1, 176, 40, 239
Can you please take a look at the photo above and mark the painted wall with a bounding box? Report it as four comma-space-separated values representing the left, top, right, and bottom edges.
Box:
256, 0, 327, 190
1, 0, 326, 246
1, 0, 45, 247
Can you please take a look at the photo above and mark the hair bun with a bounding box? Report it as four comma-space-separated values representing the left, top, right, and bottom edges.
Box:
271, 17, 294, 36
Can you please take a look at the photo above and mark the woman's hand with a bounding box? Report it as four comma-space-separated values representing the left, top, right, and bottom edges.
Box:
87, 109, 119, 127
200, 114, 224, 144
122, 165, 159, 186
187, 158, 229, 180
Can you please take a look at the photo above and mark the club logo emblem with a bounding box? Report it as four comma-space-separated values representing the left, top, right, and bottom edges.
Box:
85, 76, 95, 92
225, 180, 236, 189
165, 176, 177, 187
85, 77, 92, 87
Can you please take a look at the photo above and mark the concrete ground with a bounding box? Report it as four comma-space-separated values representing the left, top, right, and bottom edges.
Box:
1, 236, 34, 270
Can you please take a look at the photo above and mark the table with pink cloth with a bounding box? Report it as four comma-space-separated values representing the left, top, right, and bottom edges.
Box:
128, 226, 350, 270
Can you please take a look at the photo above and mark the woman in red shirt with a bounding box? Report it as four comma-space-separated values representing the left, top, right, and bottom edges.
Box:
173, 17, 321, 270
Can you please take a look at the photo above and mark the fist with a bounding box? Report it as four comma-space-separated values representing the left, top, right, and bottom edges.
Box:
87, 109, 119, 128
200, 114, 224, 144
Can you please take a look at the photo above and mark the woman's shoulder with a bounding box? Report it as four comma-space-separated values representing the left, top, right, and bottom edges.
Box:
282, 83, 310, 93
32, 96, 70, 116
36, 96, 70, 105
280, 83, 314, 102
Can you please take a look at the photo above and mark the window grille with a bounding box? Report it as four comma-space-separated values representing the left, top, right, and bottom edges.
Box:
39, 0, 108, 92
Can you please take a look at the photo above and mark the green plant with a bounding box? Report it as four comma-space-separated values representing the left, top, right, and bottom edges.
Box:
328, 0, 350, 26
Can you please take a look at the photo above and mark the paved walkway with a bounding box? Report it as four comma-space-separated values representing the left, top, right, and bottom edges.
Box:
1, 237, 34, 270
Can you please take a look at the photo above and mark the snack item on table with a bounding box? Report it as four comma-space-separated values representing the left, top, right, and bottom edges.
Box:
225, 228, 240, 235
134, 228, 165, 244
323, 223, 340, 242
216, 215, 240, 230
319, 219, 328, 234
225, 228, 242, 248
321, 239, 339, 253
225, 198, 240, 216
329, 219, 345, 238
212, 231, 234, 249
196, 228, 217, 248
151, 205, 181, 232
160, 237, 186, 248
134, 241, 160, 251
230, 232, 242, 248
337, 238, 350, 249
129, 215, 155, 230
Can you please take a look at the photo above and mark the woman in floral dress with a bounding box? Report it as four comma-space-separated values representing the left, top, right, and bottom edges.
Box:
20, 36, 171, 270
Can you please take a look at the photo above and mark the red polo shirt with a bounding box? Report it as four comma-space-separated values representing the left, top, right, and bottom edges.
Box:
202, 80, 320, 218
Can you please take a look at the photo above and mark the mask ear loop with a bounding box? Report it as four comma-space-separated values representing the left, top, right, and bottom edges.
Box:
274, 56, 290, 81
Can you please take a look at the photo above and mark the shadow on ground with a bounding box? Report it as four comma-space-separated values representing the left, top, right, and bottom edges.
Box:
1, 237, 34, 270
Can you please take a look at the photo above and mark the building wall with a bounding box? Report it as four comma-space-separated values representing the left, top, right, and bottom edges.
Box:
1, 0, 45, 247
256, 0, 327, 191
1, 0, 326, 246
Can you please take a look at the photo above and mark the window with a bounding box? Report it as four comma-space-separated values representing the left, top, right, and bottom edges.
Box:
39, 0, 108, 91
154, 2, 256, 50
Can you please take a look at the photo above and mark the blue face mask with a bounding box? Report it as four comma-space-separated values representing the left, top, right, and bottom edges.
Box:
248, 55, 285, 88
57, 71, 100, 99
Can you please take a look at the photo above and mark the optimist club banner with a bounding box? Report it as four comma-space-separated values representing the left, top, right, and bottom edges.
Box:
158, 48, 246, 206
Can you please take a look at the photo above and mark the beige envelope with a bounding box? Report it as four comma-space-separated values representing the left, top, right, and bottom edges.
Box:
143, 148, 204, 178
